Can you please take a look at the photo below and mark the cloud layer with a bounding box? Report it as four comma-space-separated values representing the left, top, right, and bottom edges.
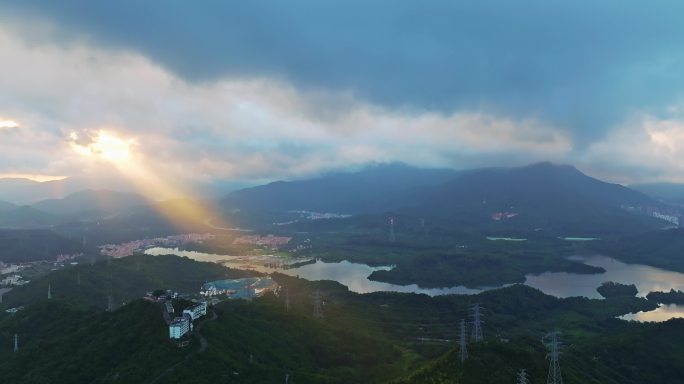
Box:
1, 2, 684, 191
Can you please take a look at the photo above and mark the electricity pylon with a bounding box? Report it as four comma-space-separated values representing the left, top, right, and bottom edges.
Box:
313, 290, 323, 320
544, 331, 564, 384
516, 368, 530, 384
285, 286, 290, 312
471, 303, 484, 342
459, 319, 468, 362
389, 217, 396, 242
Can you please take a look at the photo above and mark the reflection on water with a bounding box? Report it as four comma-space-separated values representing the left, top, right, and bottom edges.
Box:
146, 248, 684, 320
274, 259, 487, 296
524, 255, 684, 322
524, 255, 684, 299
145, 247, 236, 263
620, 304, 684, 322
145, 247, 488, 296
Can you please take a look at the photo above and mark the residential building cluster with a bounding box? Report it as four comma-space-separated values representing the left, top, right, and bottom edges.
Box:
200, 276, 278, 300
55, 253, 83, 262
621, 205, 682, 227
491, 211, 519, 221
1, 275, 26, 286
0, 262, 22, 275
288, 210, 352, 220
233, 234, 292, 249
99, 233, 215, 258
272, 211, 352, 226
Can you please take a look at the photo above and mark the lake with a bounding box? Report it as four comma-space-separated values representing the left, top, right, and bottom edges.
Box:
145, 247, 487, 296
145, 247, 684, 321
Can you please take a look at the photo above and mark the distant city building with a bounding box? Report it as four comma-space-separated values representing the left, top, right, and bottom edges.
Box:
165, 301, 175, 314
621, 205, 682, 227
491, 211, 518, 221
1, 275, 23, 286
0, 264, 22, 275
233, 234, 292, 249
182, 302, 207, 321
169, 315, 191, 339
99, 233, 215, 258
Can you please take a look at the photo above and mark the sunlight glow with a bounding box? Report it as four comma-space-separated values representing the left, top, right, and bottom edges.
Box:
0, 173, 67, 182
0, 119, 19, 129
71, 130, 133, 162
70, 129, 230, 232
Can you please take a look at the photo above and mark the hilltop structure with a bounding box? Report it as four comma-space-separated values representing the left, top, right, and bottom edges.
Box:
168, 301, 207, 339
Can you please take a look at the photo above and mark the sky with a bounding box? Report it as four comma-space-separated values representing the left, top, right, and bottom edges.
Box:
2, 1, 684, 193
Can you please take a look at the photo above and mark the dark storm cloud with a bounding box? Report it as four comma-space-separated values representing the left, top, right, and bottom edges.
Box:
2, 0, 684, 144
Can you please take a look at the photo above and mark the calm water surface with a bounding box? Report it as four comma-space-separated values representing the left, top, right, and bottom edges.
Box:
146, 248, 684, 320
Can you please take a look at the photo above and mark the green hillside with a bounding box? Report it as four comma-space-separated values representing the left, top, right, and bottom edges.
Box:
1, 254, 257, 310
0, 299, 189, 384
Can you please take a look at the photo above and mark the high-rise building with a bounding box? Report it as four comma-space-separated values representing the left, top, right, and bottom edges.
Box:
169, 316, 191, 339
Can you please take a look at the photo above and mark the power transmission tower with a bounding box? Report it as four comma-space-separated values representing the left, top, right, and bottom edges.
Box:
420, 218, 427, 235
285, 286, 290, 312
389, 217, 396, 242
516, 368, 530, 384
107, 295, 114, 312
77, 271, 81, 285
13, 333, 18, 353
544, 331, 564, 384
285, 373, 290, 384
47, 283, 52, 300
471, 303, 484, 342
313, 290, 323, 320
458, 319, 468, 363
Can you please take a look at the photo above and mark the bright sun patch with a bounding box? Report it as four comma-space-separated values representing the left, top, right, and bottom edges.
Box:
71, 130, 134, 163
0, 119, 20, 129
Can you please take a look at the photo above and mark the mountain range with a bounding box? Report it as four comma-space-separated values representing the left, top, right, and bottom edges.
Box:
223, 162, 668, 234
0, 162, 676, 235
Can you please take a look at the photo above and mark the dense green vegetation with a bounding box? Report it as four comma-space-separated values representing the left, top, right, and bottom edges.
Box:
1, 254, 256, 310
597, 282, 638, 299
1, 163, 683, 382
277, 218, 603, 288
0, 299, 189, 383
646, 289, 684, 305
591, 229, 684, 273
0, 229, 82, 263
0, 267, 675, 383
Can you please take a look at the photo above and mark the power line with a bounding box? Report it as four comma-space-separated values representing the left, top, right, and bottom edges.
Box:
544, 331, 564, 384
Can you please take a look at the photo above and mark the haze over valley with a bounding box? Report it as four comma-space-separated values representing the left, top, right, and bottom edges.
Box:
2, 2, 684, 383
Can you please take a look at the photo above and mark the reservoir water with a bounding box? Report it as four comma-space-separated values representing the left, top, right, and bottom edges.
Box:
145, 247, 487, 296
145, 247, 684, 321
